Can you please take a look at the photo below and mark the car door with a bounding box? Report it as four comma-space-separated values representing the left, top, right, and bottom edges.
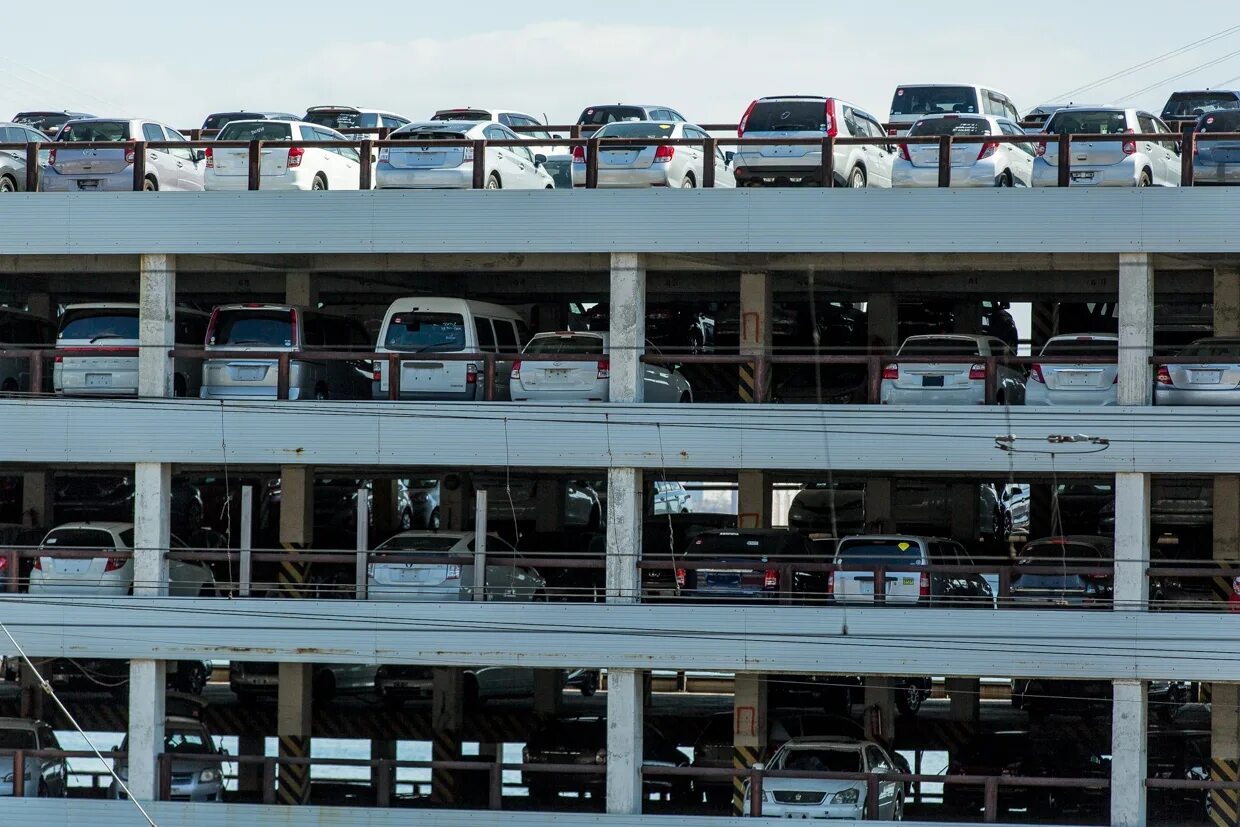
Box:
642, 341, 677, 401
167, 533, 211, 595
1136, 113, 1169, 183
999, 121, 1035, 185
483, 125, 522, 186
865, 745, 899, 818
1153, 116, 1182, 185
317, 126, 361, 189
500, 126, 543, 188
860, 112, 894, 187
679, 125, 708, 185
140, 122, 174, 188
166, 127, 204, 191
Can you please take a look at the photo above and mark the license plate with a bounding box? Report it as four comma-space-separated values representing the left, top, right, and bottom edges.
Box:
922, 375, 944, 387
54, 560, 90, 574
1189, 370, 1222, 384
1059, 371, 1092, 386
602, 152, 636, 165
543, 368, 571, 382
236, 366, 265, 381
85, 373, 111, 387
901, 577, 914, 586
1070, 171, 1095, 182
412, 152, 443, 165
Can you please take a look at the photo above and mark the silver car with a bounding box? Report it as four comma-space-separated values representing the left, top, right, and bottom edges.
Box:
510, 331, 693, 403
377, 121, 554, 190
575, 104, 688, 137
1155, 337, 1240, 405
111, 716, 223, 802
1025, 334, 1119, 406
1192, 109, 1240, 185
0, 123, 51, 191
0, 718, 67, 798
1032, 107, 1181, 187
366, 530, 546, 601
42, 118, 205, 192
745, 737, 904, 820
880, 334, 1025, 406
733, 96, 894, 188
892, 114, 1035, 187
571, 121, 733, 188
401, 478, 441, 530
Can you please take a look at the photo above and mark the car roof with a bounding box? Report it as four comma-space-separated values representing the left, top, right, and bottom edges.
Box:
838, 534, 941, 543
305, 105, 403, 115
384, 297, 521, 318
896, 82, 990, 89
583, 104, 675, 110
901, 333, 991, 344
1189, 336, 1240, 344
782, 736, 868, 748
1167, 89, 1240, 96
396, 120, 492, 132
385, 530, 473, 540
166, 715, 207, 727
46, 521, 133, 533
1045, 333, 1119, 341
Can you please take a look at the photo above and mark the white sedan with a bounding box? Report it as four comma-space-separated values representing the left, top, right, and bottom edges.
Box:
571, 121, 735, 188
376, 121, 554, 189
28, 522, 215, 596
366, 531, 545, 601
206, 120, 365, 191
510, 331, 693, 403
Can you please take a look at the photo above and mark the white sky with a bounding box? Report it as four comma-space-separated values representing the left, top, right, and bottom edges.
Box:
2, 3, 1239, 128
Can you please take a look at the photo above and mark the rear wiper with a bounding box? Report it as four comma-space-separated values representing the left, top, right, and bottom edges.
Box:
89, 334, 123, 343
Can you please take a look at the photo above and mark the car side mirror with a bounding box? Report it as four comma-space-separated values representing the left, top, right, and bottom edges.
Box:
752, 762, 765, 772
534, 153, 547, 167
552, 134, 563, 140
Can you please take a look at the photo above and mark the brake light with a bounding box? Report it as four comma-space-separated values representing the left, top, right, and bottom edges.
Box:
969, 363, 987, 380
124, 145, 135, 165
1156, 365, 1172, 385
887, 127, 897, 137
1030, 364, 1045, 384
32, 558, 41, 571
763, 569, 779, 590
572, 145, 586, 163
205, 307, 219, 346
104, 557, 126, 572
54, 355, 62, 364
738, 99, 758, 137
898, 144, 911, 162
204, 147, 214, 168
920, 572, 930, 597
826, 571, 834, 595
597, 359, 609, 379
653, 145, 675, 163
824, 98, 838, 138
445, 564, 461, 581
882, 363, 898, 380
674, 567, 686, 587
977, 141, 999, 160
1035, 142, 1046, 157
372, 362, 382, 382
462, 146, 475, 162
1122, 129, 1136, 156
466, 363, 478, 384
47, 147, 56, 165
287, 146, 304, 167
511, 360, 522, 380
378, 148, 389, 162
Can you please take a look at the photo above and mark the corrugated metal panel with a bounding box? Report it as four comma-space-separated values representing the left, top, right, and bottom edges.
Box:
0, 398, 1232, 474
0, 598, 1232, 681
2, 189, 1239, 255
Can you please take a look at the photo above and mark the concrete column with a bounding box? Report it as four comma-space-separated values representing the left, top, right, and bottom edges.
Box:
431, 667, 464, 805
866, 478, 895, 534
18, 659, 43, 720
606, 467, 642, 603
606, 667, 645, 814
946, 677, 980, 723
732, 673, 768, 814
952, 300, 982, 335
1216, 267, 1240, 337
1117, 253, 1153, 406
949, 483, 979, 542
133, 462, 171, 597
1110, 679, 1147, 827
1113, 473, 1150, 611
236, 734, 264, 797
1030, 301, 1059, 350
863, 678, 896, 748
285, 271, 317, 308
534, 669, 564, 716
127, 659, 166, 801
866, 295, 898, 352
534, 479, 567, 533
277, 662, 312, 805
740, 271, 772, 402
278, 466, 314, 596
608, 253, 646, 402
20, 472, 51, 529
138, 253, 176, 399
737, 471, 771, 530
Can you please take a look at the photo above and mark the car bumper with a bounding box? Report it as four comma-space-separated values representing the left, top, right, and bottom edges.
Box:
881, 386, 986, 405
1155, 386, 1240, 405
892, 161, 1002, 188
733, 156, 827, 185
376, 166, 473, 189
377, 678, 434, 699
510, 386, 610, 402
1025, 384, 1117, 406
1191, 162, 1240, 184
27, 576, 128, 596
1032, 158, 1145, 187
570, 164, 675, 187
206, 169, 314, 191
749, 800, 865, 819
371, 382, 479, 401
200, 385, 308, 401
41, 168, 135, 192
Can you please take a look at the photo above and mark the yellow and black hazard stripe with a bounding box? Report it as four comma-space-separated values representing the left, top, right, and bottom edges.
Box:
431, 730, 462, 805
278, 542, 312, 599
277, 734, 310, 805
1031, 302, 1058, 349
1210, 758, 1240, 827
738, 363, 756, 403
1213, 575, 1235, 604
733, 744, 759, 816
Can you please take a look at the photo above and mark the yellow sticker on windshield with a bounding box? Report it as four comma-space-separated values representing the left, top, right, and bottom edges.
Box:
898, 542, 911, 551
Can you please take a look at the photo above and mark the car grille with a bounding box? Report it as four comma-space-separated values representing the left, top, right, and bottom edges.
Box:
171, 773, 195, 785
772, 790, 827, 805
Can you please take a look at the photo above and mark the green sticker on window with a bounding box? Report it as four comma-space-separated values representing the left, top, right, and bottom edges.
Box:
898, 542, 911, 551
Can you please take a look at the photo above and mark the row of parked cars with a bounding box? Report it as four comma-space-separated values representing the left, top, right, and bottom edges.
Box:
5, 87, 1240, 192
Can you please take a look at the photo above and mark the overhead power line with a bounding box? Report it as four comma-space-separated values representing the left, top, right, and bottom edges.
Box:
1118, 46, 1240, 103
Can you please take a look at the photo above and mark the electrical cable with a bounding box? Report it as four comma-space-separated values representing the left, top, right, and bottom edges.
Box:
1117, 46, 1240, 104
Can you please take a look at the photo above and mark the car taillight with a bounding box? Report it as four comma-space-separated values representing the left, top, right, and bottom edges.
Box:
32, 558, 41, 571
104, 557, 125, 572
204, 147, 214, 168
653, 145, 674, 163
511, 360, 522, 380
462, 146, 475, 162
1035, 142, 1046, 157
205, 307, 220, 346
378, 148, 389, 162
969, 363, 987, 380
898, 144, 911, 162
674, 567, 686, 587
54, 355, 63, 364
466, 363, 478, 384
824, 98, 838, 138
445, 564, 461, 580
289, 308, 299, 348
597, 359, 609, 379
919, 572, 930, 597
738, 99, 758, 137
763, 569, 779, 590
1030, 364, 1045, 383
887, 127, 897, 137
1122, 129, 1136, 156
124, 145, 135, 165
287, 146, 304, 167
882, 363, 898, 380
826, 571, 834, 595
572, 145, 586, 163
977, 141, 999, 160
1156, 365, 1172, 385
47, 147, 57, 165
372, 362, 382, 382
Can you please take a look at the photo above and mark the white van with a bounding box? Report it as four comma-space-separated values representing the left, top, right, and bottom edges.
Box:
887, 84, 1021, 135
373, 298, 528, 401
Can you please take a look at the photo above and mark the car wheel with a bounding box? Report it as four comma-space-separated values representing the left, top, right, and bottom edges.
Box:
486, 172, 501, 190
399, 509, 412, 531
579, 671, 598, 697
312, 174, 327, 191
849, 166, 867, 188
313, 385, 328, 401
173, 374, 187, 397
679, 392, 691, 403
175, 661, 208, 695
681, 174, 695, 189
997, 171, 1013, 188
143, 177, 158, 192
895, 683, 924, 717
429, 508, 441, 530
894, 792, 905, 821
689, 329, 704, 355
37, 780, 48, 798
0, 176, 15, 193
1139, 170, 1152, 187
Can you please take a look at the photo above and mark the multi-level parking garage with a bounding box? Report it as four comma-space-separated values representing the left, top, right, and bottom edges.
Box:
0, 187, 1239, 827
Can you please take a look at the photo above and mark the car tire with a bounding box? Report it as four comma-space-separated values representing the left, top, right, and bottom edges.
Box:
0, 176, 15, 193
587, 505, 601, 531
895, 683, 924, 717
894, 792, 905, 821
399, 509, 412, 530
579, 671, 598, 697
1139, 170, 1152, 187
997, 171, 1013, 187
175, 661, 208, 695
429, 508, 441, 530
312, 174, 327, 191
37, 780, 48, 798
486, 172, 501, 190
849, 166, 867, 188
679, 392, 691, 403
313, 385, 329, 401
143, 177, 158, 192
689, 329, 704, 354
681, 174, 695, 189
313, 669, 337, 704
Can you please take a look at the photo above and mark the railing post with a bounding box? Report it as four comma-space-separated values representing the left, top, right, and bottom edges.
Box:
6, 549, 18, 593
376, 758, 392, 806
12, 749, 23, 796
131, 141, 146, 191
159, 753, 172, 801
359, 138, 373, 190
262, 758, 276, 805
29, 352, 43, 396
867, 355, 882, 404
472, 140, 487, 189
984, 357, 998, 404
387, 353, 400, 401
570, 124, 582, 140
25, 144, 39, 192
753, 355, 769, 404
586, 138, 600, 188
999, 567, 1011, 604
489, 756, 503, 810
1057, 132, 1071, 187
821, 136, 835, 187
484, 354, 496, 401
874, 565, 886, 604
937, 136, 953, 187
866, 774, 880, 819
277, 353, 290, 400
1181, 125, 1195, 187
702, 138, 717, 188
749, 767, 763, 816
247, 140, 262, 191
983, 776, 999, 822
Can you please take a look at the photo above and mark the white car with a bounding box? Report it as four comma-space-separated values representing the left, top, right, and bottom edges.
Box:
376, 121, 554, 190
892, 114, 1034, 187
510, 331, 693, 403
880, 334, 1025, 406
887, 83, 1021, 135
1032, 107, 1181, 187
110, 716, 223, 802
0, 719, 67, 798
571, 121, 734, 188
42, 118, 205, 192
28, 522, 216, 597
744, 737, 904, 820
1025, 334, 1119, 406
366, 530, 546, 601
206, 120, 365, 191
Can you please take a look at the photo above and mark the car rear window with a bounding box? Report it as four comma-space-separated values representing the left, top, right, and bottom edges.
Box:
1180, 340, 1240, 358
59, 121, 129, 142
42, 528, 117, 548
58, 308, 139, 342
209, 309, 294, 347
524, 335, 605, 356
744, 101, 829, 133
1198, 111, 1240, 133
835, 538, 923, 565
15, 113, 70, 134
0, 730, 35, 750
216, 122, 293, 141
891, 86, 979, 117
1044, 110, 1128, 135
595, 122, 677, 139
203, 113, 257, 131
578, 106, 647, 125
304, 110, 374, 130
898, 338, 981, 357
909, 116, 992, 136
688, 531, 808, 557
1019, 540, 1108, 562
778, 747, 862, 772
1164, 92, 1240, 118
433, 110, 491, 121
376, 536, 461, 552
393, 126, 472, 140
1039, 338, 1119, 358
384, 312, 466, 352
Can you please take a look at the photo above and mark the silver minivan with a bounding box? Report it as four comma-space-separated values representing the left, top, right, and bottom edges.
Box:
54, 303, 208, 397
201, 304, 372, 401
0, 308, 54, 394
373, 297, 528, 401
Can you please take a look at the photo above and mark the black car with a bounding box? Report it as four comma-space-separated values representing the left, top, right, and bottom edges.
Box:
522, 718, 690, 804
1012, 678, 1188, 721
676, 529, 830, 604
55, 474, 204, 534
518, 529, 605, 601
641, 512, 737, 597
582, 302, 715, 353
1009, 535, 1113, 609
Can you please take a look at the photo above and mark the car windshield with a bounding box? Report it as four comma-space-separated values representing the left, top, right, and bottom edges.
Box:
835, 539, 922, 565
216, 122, 293, 141
166, 727, 214, 754
909, 117, 991, 136
432, 110, 491, 121
524, 335, 605, 356
42, 528, 116, 549
595, 123, 677, 139
204, 113, 258, 130
745, 101, 829, 133
1198, 111, 1240, 133
1164, 92, 1240, 118
58, 309, 138, 342
778, 747, 863, 772
891, 86, 979, 117
1019, 541, 1108, 562
59, 121, 129, 142
899, 338, 981, 357
209, 310, 293, 347
1179, 340, 1240, 359
384, 312, 466, 352
1040, 338, 1119, 358
0, 730, 35, 749
1044, 110, 1129, 135
376, 536, 461, 552
578, 106, 647, 125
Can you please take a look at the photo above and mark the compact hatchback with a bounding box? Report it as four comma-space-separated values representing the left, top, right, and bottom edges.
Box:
892, 114, 1034, 187
510, 331, 692, 403
0, 123, 51, 192
1161, 89, 1240, 122
571, 121, 733, 188
12, 111, 95, 137
27, 522, 216, 596
1155, 337, 1240, 405
377, 121, 553, 189
110, 716, 224, 802
1026, 334, 1119, 406
829, 535, 993, 607
206, 120, 364, 190
302, 106, 410, 133
1192, 110, 1240, 185
0, 719, 67, 798
1032, 107, 1180, 187
575, 104, 687, 137
366, 530, 545, 601
880, 334, 1024, 406
733, 96, 893, 188
888, 84, 1020, 134
43, 118, 205, 191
